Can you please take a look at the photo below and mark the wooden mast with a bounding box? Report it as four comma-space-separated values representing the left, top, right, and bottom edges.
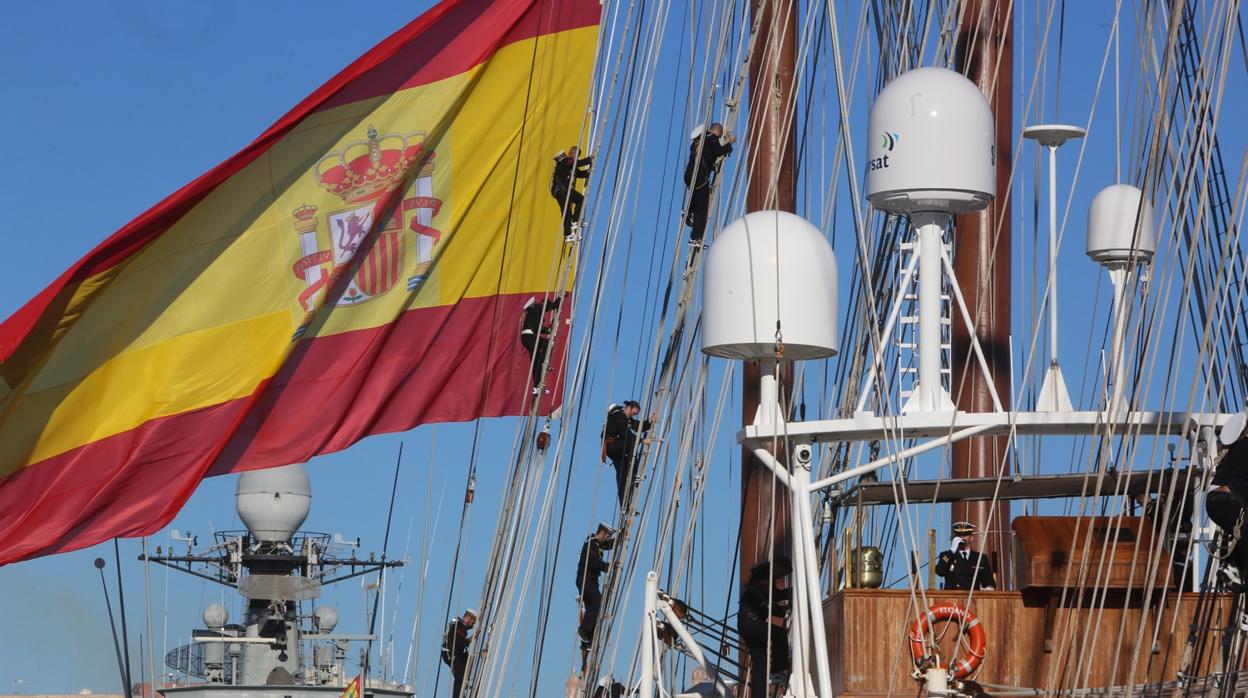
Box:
741, 0, 797, 623
951, 0, 1014, 583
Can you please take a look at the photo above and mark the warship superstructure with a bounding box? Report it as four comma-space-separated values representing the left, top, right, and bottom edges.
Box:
146, 465, 409, 698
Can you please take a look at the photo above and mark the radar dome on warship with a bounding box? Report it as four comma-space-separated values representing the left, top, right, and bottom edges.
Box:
146, 464, 407, 698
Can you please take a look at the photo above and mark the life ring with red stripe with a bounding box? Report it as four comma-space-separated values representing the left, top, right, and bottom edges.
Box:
907, 602, 987, 679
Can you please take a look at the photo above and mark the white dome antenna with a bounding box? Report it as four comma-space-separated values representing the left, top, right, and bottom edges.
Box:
202, 602, 228, 629
236, 464, 312, 543
701, 210, 838, 426
865, 67, 995, 215
1086, 184, 1157, 416
702, 211, 838, 361
1087, 184, 1156, 266
313, 605, 339, 633
864, 67, 996, 414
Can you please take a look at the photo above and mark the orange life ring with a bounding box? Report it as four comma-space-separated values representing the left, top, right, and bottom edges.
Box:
907, 602, 987, 679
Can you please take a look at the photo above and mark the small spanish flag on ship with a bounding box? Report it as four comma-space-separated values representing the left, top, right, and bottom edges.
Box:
341, 673, 362, 698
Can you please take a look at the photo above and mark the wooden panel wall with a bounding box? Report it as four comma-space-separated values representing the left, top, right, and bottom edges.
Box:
822, 589, 1239, 697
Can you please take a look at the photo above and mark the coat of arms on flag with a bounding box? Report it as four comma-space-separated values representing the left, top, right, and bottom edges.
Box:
291, 125, 443, 322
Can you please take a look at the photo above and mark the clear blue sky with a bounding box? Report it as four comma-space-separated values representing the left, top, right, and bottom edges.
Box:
2, 2, 1247, 697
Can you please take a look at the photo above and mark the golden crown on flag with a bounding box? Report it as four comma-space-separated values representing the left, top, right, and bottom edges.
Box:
313, 126, 432, 203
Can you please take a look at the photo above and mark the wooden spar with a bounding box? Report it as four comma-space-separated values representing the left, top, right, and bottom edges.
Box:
952, 0, 1014, 583
741, 0, 797, 612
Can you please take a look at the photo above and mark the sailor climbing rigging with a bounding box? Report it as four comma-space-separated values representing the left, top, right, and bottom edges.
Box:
1208, 412, 1248, 597
519, 295, 561, 394
935, 521, 997, 591
738, 557, 792, 698
551, 146, 592, 242
683, 123, 735, 246
441, 608, 478, 698
601, 400, 655, 505
575, 522, 616, 671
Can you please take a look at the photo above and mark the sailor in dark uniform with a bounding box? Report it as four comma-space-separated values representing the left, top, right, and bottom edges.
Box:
934, 521, 997, 590
1207, 412, 1248, 656
738, 557, 792, 698
682, 123, 735, 246
601, 400, 655, 505
551, 146, 592, 241
440, 608, 477, 697
575, 522, 615, 670
1208, 413, 1248, 594
519, 295, 561, 393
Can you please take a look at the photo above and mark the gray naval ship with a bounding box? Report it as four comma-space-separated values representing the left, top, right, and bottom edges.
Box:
146, 464, 410, 698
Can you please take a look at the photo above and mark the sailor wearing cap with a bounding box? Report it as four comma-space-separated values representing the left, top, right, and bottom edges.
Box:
519, 295, 562, 394
934, 521, 997, 591
575, 522, 616, 668
592, 676, 626, 698
1207, 410, 1248, 601
682, 122, 735, 246
601, 400, 656, 505
550, 146, 593, 242
738, 556, 793, 698
440, 607, 478, 697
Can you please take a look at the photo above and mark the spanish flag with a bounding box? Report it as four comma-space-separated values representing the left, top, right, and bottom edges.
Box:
340, 674, 362, 698
0, 0, 599, 564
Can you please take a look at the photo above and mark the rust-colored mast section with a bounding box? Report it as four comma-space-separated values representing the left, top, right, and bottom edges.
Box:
951, 0, 1014, 585
741, 0, 797, 589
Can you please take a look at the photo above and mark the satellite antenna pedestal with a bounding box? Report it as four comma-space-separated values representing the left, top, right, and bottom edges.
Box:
906, 211, 957, 413
865, 67, 996, 416
1024, 124, 1086, 412
702, 210, 838, 698
1086, 184, 1156, 417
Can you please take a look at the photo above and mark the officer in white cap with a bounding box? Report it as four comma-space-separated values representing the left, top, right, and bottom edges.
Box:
934, 521, 997, 590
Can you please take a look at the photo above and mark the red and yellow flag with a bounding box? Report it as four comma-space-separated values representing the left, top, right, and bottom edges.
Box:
0, 0, 599, 564
340, 674, 362, 698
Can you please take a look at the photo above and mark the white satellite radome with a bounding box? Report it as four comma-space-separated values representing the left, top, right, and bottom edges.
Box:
865, 67, 995, 215
236, 464, 311, 543
203, 602, 228, 629
1221, 412, 1247, 447
701, 210, 838, 360
1087, 184, 1156, 265
313, 605, 339, 633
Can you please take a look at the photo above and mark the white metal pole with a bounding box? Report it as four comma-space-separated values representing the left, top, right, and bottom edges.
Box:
757, 359, 778, 426
788, 481, 810, 696
640, 572, 658, 698
793, 463, 834, 698
805, 423, 997, 492
657, 601, 732, 697
911, 212, 952, 412
1108, 266, 1128, 416
1047, 145, 1060, 365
